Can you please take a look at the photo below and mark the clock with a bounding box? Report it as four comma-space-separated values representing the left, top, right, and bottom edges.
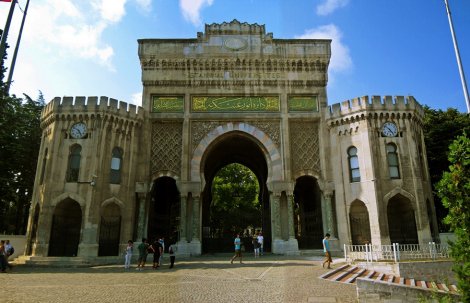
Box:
70, 122, 87, 139
382, 121, 398, 137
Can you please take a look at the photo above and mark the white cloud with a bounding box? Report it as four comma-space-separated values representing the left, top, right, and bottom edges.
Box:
316, 0, 349, 16
20, 0, 123, 69
134, 0, 152, 12
93, 0, 127, 23
130, 92, 143, 106
296, 24, 352, 73
179, 0, 214, 26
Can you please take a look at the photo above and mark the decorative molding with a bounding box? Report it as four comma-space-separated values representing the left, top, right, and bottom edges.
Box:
191, 121, 222, 152
250, 120, 281, 148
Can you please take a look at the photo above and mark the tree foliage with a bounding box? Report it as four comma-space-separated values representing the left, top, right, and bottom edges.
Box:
209, 163, 260, 236
436, 133, 470, 301
0, 63, 44, 234
422, 106, 470, 231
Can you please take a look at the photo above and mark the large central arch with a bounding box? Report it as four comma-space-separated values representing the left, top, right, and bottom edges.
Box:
196, 124, 277, 253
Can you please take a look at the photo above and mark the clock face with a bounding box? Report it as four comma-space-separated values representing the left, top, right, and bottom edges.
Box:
382, 121, 398, 137
70, 122, 87, 139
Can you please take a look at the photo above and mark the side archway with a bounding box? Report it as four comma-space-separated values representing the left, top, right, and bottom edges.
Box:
349, 200, 371, 245
48, 199, 82, 256
98, 202, 121, 256
387, 194, 418, 244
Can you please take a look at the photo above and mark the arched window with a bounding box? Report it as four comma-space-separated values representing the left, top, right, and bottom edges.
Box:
40, 148, 48, 185
66, 144, 81, 182
110, 147, 123, 184
348, 146, 360, 182
387, 143, 400, 179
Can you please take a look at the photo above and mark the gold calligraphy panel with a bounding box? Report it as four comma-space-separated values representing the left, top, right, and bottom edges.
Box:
152, 96, 184, 112
288, 96, 318, 112
192, 96, 280, 112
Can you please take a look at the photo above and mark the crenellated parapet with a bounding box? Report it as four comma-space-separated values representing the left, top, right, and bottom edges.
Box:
202, 19, 269, 38
40, 96, 144, 129
326, 95, 424, 127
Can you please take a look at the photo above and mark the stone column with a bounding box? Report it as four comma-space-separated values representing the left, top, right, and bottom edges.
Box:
179, 194, 187, 242
324, 192, 337, 238
287, 194, 296, 239
192, 195, 201, 241
136, 193, 148, 241
189, 194, 201, 255
270, 192, 281, 240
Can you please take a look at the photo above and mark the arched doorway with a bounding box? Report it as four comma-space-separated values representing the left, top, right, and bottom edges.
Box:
49, 199, 82, 256
98, 203, 121, 256
148, 177, 180, 246
293, 176, 323, 249
201, 132, 271, 253
349, 200, 371, 245
387, 194, 418, 244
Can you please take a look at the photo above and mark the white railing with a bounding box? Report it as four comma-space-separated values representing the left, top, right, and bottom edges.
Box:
344, 242, 450, 263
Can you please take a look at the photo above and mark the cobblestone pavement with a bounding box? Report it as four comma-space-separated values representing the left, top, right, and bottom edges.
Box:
1, 255, 357, 303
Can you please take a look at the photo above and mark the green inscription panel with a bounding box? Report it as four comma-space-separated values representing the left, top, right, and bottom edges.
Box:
192, 96, 280, 112
288, 96, 318, 112
152, 96, 184, 112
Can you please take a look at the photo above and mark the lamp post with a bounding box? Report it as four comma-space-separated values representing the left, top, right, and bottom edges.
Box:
444, 0, 470, 113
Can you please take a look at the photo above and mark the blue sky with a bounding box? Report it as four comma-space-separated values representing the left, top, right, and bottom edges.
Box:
1, 0, 469, 112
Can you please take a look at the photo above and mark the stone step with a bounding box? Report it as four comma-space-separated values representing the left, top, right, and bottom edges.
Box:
319, 265, 460, 295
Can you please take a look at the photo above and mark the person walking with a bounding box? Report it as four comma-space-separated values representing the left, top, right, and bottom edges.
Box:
4, 239, 13, 270
230, 234, 243, 264
158, 237, 165, 266
322, 233, 332, 269
257, 231, 264, 256
168, 242, 176, 269
252, 235, 260, 258
152, 237, 163, 269
124, 240, 133, 269
136, 238, 150, 271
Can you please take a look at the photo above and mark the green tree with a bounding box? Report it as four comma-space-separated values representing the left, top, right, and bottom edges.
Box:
423, 106, 470, 231
0, 63, 44, 233
436, 133, 470, 301
210, 163, 260, 236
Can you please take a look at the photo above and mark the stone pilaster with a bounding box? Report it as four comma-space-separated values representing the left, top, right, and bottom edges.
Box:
324, 192, 337, 238
179, 195, 187, 242
136, 193, 148, 241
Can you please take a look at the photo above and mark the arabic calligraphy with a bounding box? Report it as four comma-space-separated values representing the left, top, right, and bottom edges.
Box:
152, 96, 184, 112
192, 96, 280, 112
288, 96, 318, 112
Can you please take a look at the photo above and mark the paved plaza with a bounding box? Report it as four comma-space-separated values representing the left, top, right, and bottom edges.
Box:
1, 255, 357, 303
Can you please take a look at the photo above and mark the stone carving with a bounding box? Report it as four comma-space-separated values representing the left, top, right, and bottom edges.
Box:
151, 122, 183, 175
250, 121, 281, 147
191, 121, 221, 152
290, 122, 320, 174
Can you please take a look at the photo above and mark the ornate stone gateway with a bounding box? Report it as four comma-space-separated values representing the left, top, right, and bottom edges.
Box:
138, 20, 332, 254
25, 20, 438, 259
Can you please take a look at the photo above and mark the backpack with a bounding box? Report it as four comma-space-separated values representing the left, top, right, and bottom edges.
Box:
169, 246, 174, 254
8, 246, 14, 255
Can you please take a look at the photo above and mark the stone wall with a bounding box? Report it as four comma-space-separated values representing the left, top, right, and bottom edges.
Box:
398, 261, 456, 284
356, 278, 461, 303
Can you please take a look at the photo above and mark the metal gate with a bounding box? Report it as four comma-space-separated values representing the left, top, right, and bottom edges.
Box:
49, 214, 81, 256
98, 216, 121, 256
349, 212, 371, 245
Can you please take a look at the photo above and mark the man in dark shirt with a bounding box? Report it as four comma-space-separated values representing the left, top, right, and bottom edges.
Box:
152, 238, 163, 269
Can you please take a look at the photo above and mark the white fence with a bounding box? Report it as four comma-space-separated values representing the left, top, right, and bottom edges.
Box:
344, 242, 450, 263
